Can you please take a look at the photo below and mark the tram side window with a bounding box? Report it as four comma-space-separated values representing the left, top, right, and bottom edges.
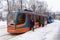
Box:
17, 14, 26, 24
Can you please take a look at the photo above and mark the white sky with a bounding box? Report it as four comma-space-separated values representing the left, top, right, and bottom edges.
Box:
39, 0, 60, 12
0, 0, 60, 12
45, 0, 60, 12
27, 0, 60, 12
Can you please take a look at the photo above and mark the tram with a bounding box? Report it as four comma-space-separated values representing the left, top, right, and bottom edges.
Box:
7, 0, 49, 34
7, 9, 48, 34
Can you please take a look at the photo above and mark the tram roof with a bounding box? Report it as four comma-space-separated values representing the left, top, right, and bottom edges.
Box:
10, 10, 49, 17
21, 11, 49, 17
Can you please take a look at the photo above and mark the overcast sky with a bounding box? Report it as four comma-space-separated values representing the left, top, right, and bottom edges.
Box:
27, 0, 60, 12
40, 0, 60, 12
0, 0, 60, 12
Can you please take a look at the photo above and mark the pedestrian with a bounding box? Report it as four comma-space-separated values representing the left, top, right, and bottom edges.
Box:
30, 19, 34, 31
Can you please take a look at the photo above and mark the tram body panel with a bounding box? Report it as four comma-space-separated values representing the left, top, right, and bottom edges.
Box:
7, 11, 30, 34
7, 10, 48, 34
7, 26, 30, 34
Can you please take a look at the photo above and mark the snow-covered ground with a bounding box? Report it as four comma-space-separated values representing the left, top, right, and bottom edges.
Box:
0, 20, 60, 40
0, 20, 8, 37
0, 20, 7, 29
10, 20, 60, 40
0, 21, 18, 40
9, 20, 60, 40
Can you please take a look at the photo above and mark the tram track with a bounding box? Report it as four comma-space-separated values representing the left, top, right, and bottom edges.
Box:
0, 21, 19, 40
0, 28, 20, 40
0, 28, 9, 37
0, 28, 19, 40
0, 34, 10, 37
0, 33, 19, 40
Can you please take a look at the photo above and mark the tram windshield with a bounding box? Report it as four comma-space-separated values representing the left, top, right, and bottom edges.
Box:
7, 0, 21, 25
7, 13, 26, 26
7, 12, 16, 25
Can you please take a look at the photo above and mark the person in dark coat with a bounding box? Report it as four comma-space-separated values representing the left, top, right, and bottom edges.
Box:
30, 20, 34, 31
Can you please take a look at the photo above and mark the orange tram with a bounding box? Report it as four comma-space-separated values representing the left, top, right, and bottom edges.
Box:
7, 9, 48, 34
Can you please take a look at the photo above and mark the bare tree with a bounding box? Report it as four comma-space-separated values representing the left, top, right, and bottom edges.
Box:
30, 1, 48, 15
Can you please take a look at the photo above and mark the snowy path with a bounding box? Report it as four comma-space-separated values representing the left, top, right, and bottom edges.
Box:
9, 20, 60, 40
0, 21, 7, 29
0, 28, 18, 40
0, 21, 19, 40
0, 21, 9, 36
0, 20, 60, 40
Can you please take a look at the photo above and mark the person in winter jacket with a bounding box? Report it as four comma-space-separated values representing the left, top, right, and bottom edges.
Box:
30, 20, 34, 31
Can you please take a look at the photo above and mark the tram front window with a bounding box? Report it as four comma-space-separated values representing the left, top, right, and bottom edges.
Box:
7, 13, 15, 25
7, 13, 26, 26
17, 13, 26, 24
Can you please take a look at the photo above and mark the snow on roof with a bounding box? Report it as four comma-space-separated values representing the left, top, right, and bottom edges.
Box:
9, 10, 49, 17
19, 11, 49, 17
